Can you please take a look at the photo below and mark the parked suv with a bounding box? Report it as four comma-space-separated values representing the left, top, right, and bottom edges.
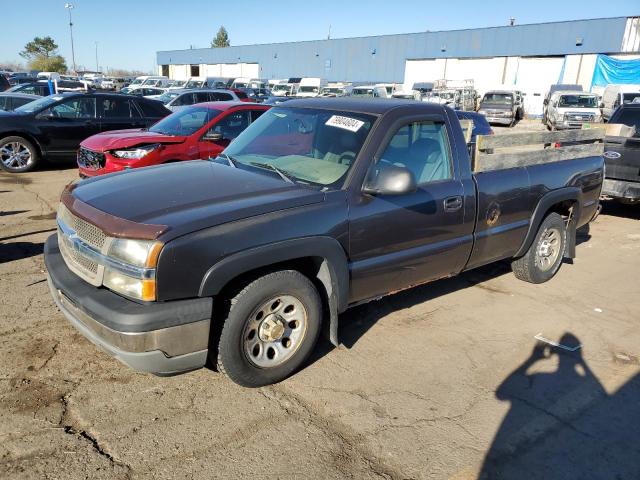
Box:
155, 89, 241, 111
0, 92, 170, 172
478, 90, 519, 126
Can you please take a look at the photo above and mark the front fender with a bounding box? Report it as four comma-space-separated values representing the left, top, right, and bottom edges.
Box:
198, 236, 349, 347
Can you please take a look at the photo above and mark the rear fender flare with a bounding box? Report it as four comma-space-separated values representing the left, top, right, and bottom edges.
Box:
198, 237, 349, 346
515, 187, 582, 258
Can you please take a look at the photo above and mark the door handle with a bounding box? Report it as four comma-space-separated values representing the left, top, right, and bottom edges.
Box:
444, 196, 463, 212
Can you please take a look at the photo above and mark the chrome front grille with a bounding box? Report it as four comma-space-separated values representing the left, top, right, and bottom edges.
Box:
77, 147, 106, 170
564, 112, 595, 122
57, 204, 109, 285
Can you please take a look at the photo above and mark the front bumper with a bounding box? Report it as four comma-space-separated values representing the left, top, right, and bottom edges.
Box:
45, 235, 213, 375
601, 178, 640, 202
485, 116, 513, 125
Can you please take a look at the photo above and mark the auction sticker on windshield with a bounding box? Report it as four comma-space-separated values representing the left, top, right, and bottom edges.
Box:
325, 115, 365, 132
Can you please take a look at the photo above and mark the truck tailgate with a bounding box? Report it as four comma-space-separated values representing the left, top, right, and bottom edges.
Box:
604, 136, 640, 183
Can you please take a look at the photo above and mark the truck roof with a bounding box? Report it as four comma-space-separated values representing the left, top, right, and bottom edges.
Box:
277, 97, 446, 115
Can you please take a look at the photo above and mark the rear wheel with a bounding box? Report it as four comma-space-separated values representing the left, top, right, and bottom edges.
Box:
0, 136, 39, 173
512, 212, 566, 284
216, 270, 322, 387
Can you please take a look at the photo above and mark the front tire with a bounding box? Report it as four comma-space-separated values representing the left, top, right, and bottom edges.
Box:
512, 212, 566, 284
216, 270, 322, 387
0, 136, 39, 173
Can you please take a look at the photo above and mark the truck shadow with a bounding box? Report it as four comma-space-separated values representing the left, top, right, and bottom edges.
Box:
599, 199, 640, 220
478, 335, 640, 480
0, 241, 44, 264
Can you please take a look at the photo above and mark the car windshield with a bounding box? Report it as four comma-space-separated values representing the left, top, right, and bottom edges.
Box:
222, 107, 376, 187
483, 93, 512, 104
273, 84, 290, 91
15, 95, 64, 113
149, 106, 221, 136
623, 93, 640, 104
130, 79, 143, 85
558, 94, 598, 108
157, 92, 180, 103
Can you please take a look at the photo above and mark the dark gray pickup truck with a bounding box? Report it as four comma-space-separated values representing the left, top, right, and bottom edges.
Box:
45, 98, 604, 387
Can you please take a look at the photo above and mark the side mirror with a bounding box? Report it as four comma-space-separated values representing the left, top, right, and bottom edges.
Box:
599, 102, 604, 109
363, 163, 417, 196
203, 131, 223, 142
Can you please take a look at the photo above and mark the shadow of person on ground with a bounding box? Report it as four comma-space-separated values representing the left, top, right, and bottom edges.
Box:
479, 333, 640, 480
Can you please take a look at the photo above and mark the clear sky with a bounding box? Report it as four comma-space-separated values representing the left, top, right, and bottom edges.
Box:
1, 0, 638, 72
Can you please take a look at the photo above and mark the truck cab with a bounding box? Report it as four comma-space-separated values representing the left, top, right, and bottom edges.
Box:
297, 78, 327, 97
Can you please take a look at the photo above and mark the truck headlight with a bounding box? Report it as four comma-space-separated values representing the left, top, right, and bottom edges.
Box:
103, 239, 163, 301
505, 111, 514, 117
112, 144, 159, 159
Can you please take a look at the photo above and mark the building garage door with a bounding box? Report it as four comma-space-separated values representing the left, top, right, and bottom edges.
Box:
445, 57, 505, 94
403, 59, 446, 89
514, 56, 564, 117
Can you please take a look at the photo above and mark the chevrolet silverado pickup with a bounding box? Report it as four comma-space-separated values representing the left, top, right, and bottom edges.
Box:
45, 98, 604, 387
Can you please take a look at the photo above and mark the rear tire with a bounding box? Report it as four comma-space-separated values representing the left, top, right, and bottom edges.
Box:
512, 213, 566, 284
216, 270, 322, 387
0, 136, 39, 173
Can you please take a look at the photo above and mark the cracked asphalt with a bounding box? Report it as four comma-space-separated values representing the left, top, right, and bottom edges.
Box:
1, 127, 640, 479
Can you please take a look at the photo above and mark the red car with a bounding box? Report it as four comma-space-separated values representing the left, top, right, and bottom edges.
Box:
78, 102, 269, 177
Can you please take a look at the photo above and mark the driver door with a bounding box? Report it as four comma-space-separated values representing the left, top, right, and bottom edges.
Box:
348, 119, 474, 303
37, 96, 99, 157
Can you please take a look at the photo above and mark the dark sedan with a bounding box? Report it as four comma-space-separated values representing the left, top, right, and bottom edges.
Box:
0, 92, 171, 172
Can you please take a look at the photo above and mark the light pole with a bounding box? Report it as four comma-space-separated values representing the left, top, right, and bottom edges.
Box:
64, 3, 76, 73
95, 41, 99, 73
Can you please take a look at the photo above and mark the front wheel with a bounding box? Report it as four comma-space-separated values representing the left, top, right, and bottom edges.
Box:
216, 270, 322, 387
0, 136, 39, 173
512, 212, 566, 284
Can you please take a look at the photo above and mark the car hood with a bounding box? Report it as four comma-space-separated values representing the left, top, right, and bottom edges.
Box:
71, 161, 325, 240
81, 129, 187, 151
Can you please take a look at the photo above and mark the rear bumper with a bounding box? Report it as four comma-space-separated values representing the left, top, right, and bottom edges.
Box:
45, 235, 212, 375
601, 178, 640, 201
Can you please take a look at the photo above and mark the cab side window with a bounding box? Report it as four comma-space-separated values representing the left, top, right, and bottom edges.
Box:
47, 98, 96, 119
378, 121, 452, 184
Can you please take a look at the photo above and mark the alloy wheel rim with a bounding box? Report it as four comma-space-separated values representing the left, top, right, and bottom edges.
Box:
242, 294, 308, 368
0, 142, 32, 169
536, 227, 561, 272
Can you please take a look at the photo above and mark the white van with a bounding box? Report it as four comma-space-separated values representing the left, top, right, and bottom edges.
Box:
601, 84, 640, 121
297, 78, 327, 97
545, 91, 601, 130
272, 83, 298, 97
129, 75, 170, 89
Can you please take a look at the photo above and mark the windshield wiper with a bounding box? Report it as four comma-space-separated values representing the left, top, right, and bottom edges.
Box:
216, 152, 237, 168
249, 162, 294, 184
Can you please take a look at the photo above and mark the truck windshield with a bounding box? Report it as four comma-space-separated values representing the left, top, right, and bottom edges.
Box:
222, 107, 376, 187
299, 86, 318, 93
130, 79, 143, 85
558, 95, 598, 108
149, 106, 221, 136
273, 84, 290, 91
482, 93, 513, 104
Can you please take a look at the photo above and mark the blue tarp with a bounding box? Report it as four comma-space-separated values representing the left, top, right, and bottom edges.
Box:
591, 54, 640, 89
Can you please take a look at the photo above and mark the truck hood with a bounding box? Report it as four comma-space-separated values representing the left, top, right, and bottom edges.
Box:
81, 129, 187, 151
71, 161, 325, 240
